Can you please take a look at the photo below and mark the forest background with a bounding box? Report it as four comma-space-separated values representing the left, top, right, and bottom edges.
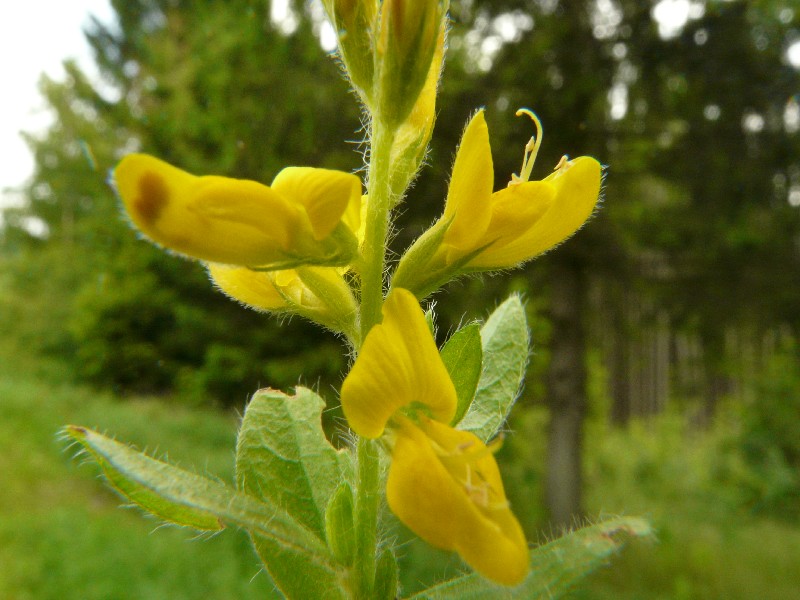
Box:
1, 0, 799, 598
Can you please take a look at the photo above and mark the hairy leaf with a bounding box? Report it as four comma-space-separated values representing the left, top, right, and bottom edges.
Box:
235, 387, 351, 598
457, 295, 529, 441
236, 387, 349, 538
441, 322, 483, 426
67, 424, 347, 599
409, 516, 653, 599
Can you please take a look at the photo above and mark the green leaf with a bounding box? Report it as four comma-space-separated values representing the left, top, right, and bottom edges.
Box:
249, 534, 348, 599
407, 516, 652, 599
64, 425, 334, 567
457, 295, 529, 441
65, 425, 223, 531
236, 387, 350, 539
66, 423, 349, 599
235, 387, 352, 599
440, 322, 483, 426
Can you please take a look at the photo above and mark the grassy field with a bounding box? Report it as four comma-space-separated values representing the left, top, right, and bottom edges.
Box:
1, 339, 799, 599
0, 343, 276, 599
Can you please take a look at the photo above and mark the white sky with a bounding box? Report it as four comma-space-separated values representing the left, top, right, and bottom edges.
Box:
0, 0, 113, 209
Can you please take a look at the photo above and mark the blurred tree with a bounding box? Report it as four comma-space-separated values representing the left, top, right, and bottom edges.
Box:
406, 0, 800, 526
1, 0, 361, 403
618, 1, 800, 420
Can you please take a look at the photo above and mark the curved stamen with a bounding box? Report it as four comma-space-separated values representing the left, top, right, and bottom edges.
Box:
509, 108, 544, 186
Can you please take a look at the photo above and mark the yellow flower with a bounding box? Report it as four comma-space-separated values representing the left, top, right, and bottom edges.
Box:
114, 154, 362, 269
207, 264, 358, 337
387, 415, 529, 586
440, 109, 601, 269
392, 108, 601, 297
340, 288, 528, 584
340, 288, 455, 438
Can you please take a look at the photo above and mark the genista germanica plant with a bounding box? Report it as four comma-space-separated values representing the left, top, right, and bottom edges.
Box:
65, 1, 650, 597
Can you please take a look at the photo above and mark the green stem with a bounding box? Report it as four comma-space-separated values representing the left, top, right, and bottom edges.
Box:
359, 123, 396, 340
351, 119, 395, 598
354, 437, 381, 598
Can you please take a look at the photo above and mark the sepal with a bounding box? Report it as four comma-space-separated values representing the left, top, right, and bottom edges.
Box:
325, 482, 356, 566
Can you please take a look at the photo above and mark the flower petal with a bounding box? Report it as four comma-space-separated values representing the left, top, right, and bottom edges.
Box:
468, 157, 601, 268
387, 417, 529, 585
340, 288, 456, 438
208, 264, 292, 311
115, 154, 302, 265
271, 167, 362, 240
464, 181, 555, 268
443, 111, 494, 251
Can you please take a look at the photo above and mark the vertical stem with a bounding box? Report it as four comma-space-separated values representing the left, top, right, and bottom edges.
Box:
359, 123, 395, 339
354, 438, 380, 597
352, 119, 395, 597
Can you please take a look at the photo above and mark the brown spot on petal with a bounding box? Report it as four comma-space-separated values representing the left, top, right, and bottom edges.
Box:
135, 171, 169, 224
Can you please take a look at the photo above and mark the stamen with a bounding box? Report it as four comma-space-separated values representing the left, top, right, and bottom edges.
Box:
509, 108, 544, 186
554, 154, 571, 172
462, 464, 509, 510
464, 465, 490, 507
457, 440, 476, 452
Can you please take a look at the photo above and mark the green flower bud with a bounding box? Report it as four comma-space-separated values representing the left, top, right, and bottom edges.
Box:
375, 0, 447, 126
323, 0, 378, 102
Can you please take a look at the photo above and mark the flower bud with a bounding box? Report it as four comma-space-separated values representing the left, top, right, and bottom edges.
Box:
114, 154, 362, 270
388, 24, 445, 201
323, 0, 378, 101
325, 482, 356, 565
375, 0, 446, 126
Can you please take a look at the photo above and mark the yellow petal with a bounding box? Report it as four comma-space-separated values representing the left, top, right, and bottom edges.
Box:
208, 264, 290, 311
340, 288, 456, 438
343, 194, 368, 247
190, 177, 300, 245
390, 22, 444, 168
271, 167, 362, 240
468, 157, 601, 268
463, 181, 555, 268
386, 417, 529, 586
115, 154, 303, 265
442, 111, 494, 250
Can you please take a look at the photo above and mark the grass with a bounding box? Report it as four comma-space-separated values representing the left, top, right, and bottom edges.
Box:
0, 341, 276, 600
1, 337, 799, 599
574, 414, 800, 600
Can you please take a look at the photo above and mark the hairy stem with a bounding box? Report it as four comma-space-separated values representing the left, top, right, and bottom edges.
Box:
353, 437, 381, 598
359, 122, 396, 340
351, 119, 395, 597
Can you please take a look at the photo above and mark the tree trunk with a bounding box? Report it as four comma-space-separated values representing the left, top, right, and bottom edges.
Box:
545, 262, 587, 528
